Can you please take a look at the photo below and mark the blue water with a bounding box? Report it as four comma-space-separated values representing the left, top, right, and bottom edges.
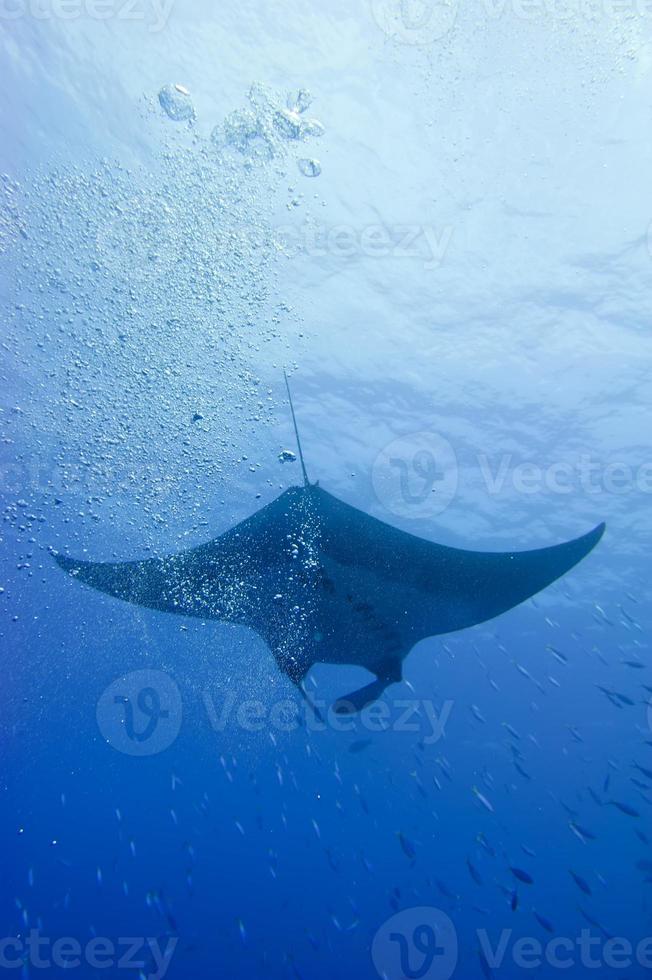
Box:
2, 4, 652, 978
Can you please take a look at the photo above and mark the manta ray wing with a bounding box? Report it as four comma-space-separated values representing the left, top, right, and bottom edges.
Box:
54, 489, 308, 624
55, 484, 604, 711
307, 486, 604, 708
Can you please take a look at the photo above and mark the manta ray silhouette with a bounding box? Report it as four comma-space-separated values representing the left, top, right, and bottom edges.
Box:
55, 374, 605, 713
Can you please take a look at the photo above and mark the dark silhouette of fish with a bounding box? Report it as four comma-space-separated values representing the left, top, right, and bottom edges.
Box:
509, 866, 533, 885
54, 373, 605, 713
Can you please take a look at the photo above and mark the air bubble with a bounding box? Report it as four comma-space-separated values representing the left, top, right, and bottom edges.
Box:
158, 84, 195, 122
288, 89, 313, 114
297, 158, 321, 178
274, 109, 303, 140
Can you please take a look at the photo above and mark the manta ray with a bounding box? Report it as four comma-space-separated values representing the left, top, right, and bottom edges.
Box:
55, 375, 605, 713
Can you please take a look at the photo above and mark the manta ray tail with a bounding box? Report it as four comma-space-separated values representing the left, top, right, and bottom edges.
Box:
284, 369, 310, 487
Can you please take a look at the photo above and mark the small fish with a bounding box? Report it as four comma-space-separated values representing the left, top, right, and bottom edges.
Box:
608, 800, 639, 817
569, 821, 596, 843
570, 870, 592, 895
634, 763, 652, 780
503, 723, 521, 740
470, 704, 486, 723
533, 911, 555, 934
613, 692, 635, 707
435, 878, 457, 900
620, 605, 639, 624
348, 739, 371, 754
477, 832, 496, 858
467, 858, 484, 886
510, 889, 519, 911
547, 646, 568, 665
510, 867, 533, 885
577, 905, 612, 939
588, 788, 602, 806
560, 800, 579, 818
596, 685, 622, 707
472, 786, 495, 813
593, 603, 612, 624
631, 777, 650, 791
397, 832, 416, 861
361, 853, 374, 873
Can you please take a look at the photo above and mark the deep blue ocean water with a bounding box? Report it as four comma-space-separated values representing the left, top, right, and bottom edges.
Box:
2, 3, 652, 978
